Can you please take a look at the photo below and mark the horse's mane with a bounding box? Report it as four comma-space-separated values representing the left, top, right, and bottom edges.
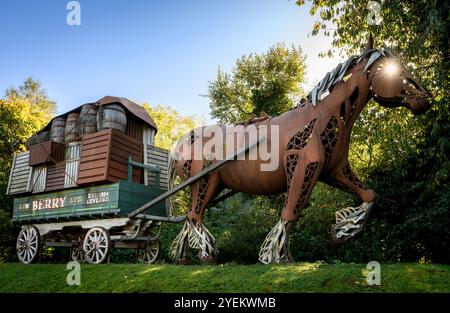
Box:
307, 48, 394, 106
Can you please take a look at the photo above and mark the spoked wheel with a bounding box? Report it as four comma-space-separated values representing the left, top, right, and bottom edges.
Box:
16, 225, 41, 264
137, 240, 160, 264
82, 227, 111, 264
70, 243, 84, 262
147, 222, 161, 240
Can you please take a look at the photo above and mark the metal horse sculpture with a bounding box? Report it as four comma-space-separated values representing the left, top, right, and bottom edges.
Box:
168, 36, 431, 264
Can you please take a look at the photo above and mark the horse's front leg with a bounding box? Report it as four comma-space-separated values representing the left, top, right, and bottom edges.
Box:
169, 161, 221, 264
322, 161, 376, 244
259, 151, 323, 264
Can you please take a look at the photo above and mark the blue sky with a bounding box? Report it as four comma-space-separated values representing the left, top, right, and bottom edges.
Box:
0, 0, 341, 122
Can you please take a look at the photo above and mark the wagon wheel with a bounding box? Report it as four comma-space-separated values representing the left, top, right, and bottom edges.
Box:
137, 240, 160, 264
70, 243, 85, 262
82, 227, 111, 264
16, 225, 41, 264
147, 222, 161, 240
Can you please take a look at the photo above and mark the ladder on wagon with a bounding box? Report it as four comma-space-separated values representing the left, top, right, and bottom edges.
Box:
127, 136, 266, 220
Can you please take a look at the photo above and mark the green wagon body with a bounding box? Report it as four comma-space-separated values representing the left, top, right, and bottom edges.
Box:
12, 180, 167, 223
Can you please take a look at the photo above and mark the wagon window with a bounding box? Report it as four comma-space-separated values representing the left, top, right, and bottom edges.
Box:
64, 141, 81, 188
31, 166, 47, 193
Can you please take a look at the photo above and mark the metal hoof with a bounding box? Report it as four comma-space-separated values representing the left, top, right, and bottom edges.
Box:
331, 202, 373, 245
259, 220, 291, 264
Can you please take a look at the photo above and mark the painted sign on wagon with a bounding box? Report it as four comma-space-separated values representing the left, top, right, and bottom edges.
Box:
13, 183, 120, 221
17, 191, 110, 212
12, 180, 167, 222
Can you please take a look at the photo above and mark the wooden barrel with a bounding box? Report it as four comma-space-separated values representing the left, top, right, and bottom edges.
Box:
50, 117, 66, 144
79, 104, 98, 135
26, 131, 50, 148
65, 113, 80, 142
97, 104, 127, 133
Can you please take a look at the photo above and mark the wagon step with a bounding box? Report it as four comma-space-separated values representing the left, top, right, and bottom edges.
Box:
128, 136, 266, 218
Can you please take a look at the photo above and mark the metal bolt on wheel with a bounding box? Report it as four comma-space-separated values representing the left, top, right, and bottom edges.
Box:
83, 227, 111, 264
16, 225, 40, 264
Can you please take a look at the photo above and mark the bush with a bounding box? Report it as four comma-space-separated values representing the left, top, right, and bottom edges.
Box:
0, 210, 15, 263
206, 193, 280, 264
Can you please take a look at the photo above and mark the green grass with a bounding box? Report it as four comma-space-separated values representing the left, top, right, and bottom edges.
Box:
0, 262, 449, 293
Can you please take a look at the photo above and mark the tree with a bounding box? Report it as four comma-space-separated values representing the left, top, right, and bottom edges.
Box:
143, 104, 203, 151
208, 43, 307, 124
5, 77, 56, 122
0, 78, 55, 262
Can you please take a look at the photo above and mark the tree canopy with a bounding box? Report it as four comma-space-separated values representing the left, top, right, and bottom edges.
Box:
208, 43, 307, 124
5, 77, 56, 122
143, 103, 202, 151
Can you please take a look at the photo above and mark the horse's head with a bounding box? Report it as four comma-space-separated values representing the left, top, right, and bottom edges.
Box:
365, 37, 432, 115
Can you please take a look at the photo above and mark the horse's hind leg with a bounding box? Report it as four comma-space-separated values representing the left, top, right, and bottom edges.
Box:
169, 160, 221, 263
259, 151, 322, 264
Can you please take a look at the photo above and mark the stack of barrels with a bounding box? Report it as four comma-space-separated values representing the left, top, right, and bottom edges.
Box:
46, 103, 127, 145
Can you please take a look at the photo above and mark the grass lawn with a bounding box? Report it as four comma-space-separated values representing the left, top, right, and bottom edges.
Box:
0, 262, 449, 293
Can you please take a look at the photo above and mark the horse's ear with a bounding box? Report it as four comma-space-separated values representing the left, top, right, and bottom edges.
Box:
366, 33, 374, 50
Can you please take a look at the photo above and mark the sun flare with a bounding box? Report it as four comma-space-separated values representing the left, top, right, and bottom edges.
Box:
384, 61, 399, 76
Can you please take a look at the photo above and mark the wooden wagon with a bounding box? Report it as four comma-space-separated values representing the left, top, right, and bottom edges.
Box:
7, 96, 183, 264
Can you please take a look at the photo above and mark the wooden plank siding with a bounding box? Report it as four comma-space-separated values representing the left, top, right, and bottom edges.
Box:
125, 117, 143, 142
146, 145, 169, 189
7, 151, 32, 195
77, 130, 110, 184
28, 141, 65, 166
109, 129, 142, 182
45, 162, 66, 191
77, 128, 143, 185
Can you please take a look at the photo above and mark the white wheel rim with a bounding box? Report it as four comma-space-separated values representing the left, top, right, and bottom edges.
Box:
83, 228, 109, 264
139, 241, 159, 264
17, 227, 39, 264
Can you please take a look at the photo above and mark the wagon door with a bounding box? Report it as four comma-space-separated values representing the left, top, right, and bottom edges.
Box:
64, 141, 81, 188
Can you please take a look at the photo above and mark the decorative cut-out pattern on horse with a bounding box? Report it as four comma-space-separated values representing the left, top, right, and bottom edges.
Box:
168, 35, 431, 264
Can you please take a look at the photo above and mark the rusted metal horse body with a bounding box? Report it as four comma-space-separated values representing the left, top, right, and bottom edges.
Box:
169, 37, 431, 264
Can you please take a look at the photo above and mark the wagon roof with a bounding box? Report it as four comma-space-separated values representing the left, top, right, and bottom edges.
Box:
38, 95, 158, 134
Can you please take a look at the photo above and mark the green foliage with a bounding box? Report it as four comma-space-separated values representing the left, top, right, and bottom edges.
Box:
0, 210, 15, 263
206, 194, 280, 264
143, 103, 202, 150
290, 183, 353, 262
208, 43, 307, 124
0, 78, 55, 262
5, 77, 56, 124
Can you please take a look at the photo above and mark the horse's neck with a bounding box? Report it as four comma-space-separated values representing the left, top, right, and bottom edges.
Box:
338, 69, 371, 133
